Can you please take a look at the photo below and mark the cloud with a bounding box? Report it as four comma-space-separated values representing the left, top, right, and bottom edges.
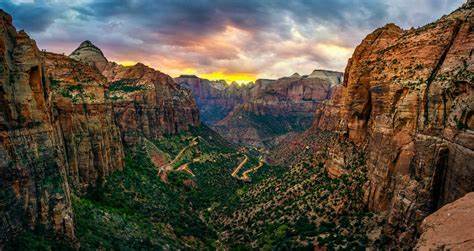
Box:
0, 0, 465, 82
0, 0, 59, 32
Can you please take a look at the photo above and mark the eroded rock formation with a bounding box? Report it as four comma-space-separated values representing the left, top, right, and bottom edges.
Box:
0, 9, 200, 246
272, 2, 473, 247
174, 75, 246, 124
70, 40, 108, 72
214, 71, 343, 148
70, 43, 200, 144
416, 192, 474, 250
42, 52, 125, 193
0, 10, 76, 245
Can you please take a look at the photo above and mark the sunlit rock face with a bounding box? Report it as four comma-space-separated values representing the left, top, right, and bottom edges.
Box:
42, 51, 125, 194
0, 10, 76, 246
69, 41, 200, 145
273, 1, 473, 247
212, 71, 343, 148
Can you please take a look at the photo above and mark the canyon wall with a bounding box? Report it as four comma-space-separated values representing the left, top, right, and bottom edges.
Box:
42, 52, 125, 193
72, 42, 200, 145
0, 11, 200, 246
0, 10, 76, 245
175, 75, 245, 124
214, 71, 343, 148
416, 192, 474, 250
273, 1, 473, 247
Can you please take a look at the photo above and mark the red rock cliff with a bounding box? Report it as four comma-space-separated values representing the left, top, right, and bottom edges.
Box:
42, 52, 125, 193
307, 1, 473, 246
0, 10, 201, 246
213, 71, 343, 148
70, 43, 200, 144
0, 10, 76, 245
174, 75, 245, 124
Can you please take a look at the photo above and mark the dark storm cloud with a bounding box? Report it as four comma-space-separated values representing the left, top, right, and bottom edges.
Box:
72, 0, 389, 40
0, 1, 58, 32
0, 0, 465, 80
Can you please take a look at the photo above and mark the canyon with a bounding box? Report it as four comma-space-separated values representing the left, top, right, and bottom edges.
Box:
270, 0, 474, 247
0, 9, 198, 247
176, 70, 343, 148
0, 0, 473, 250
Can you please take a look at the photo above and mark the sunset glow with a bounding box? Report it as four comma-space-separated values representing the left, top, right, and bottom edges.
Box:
199, 72, 257, 84
1, 0, 463, 82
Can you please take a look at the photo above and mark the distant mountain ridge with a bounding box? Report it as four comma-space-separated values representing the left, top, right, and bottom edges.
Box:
176, 70, 343, 148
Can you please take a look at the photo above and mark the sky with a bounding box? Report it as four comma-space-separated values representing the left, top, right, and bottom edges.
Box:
0, 0, 465, 83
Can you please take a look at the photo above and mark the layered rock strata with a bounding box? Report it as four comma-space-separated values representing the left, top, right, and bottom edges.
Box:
42, 52, 125, 193
0, 9, 200, 246
214, 71, 343, 147
0, 10, 76, 245
273, 2, 474, 247
71, 44, 200, 144
416, 192, 474, 250
175, 75, 247, 124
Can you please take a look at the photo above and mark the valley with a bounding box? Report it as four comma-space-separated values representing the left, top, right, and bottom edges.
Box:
176, 70, 343, 149
0, 1, 473, 250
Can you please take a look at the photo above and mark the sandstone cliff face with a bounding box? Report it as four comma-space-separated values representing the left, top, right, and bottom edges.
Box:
0, 10, 75, 245
70, 43, 200, 144
415, 192, 474, 250
213, 71, 343, 148
275, 2, 473, 247
0, 10, 200, 246
42, 52, 124, 193
175, 75, 245, 124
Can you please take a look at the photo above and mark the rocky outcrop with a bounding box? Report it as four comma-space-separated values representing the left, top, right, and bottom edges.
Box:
175, 70, 342, 130
0, 10, 200, 246
214, 71, 343, 148
0, 10, 75, 245
71, 43, 200, 144
175, 75, 246, 124
69, 40, 108, 72
42, 52, 124, 193
416, 192, 474, 250
274, 1, 473, 247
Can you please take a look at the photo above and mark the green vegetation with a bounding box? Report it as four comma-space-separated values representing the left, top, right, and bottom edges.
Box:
74, 126, 381, 249
108, 79, 145, 93
209, 154, 380, 249
59, 84, 83, 99
49, 78, 60, 89
74, 140, 216, 249
215, 108, 314, 148
56, 84, 96, 103
8, 125, 381, 250
5, 229, 71, 251
72, 125, 269, 249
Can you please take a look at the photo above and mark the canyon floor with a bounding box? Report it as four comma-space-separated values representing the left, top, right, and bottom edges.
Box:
7, 125, 382, 250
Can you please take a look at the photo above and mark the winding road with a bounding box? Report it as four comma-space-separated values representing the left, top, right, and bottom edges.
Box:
231, 155, 249, 178
231, 155, 265, 181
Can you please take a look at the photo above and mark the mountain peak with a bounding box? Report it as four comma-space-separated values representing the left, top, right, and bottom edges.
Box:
70, 40, 108, 71
290, 72, 301, 78
79, 40, 93, 46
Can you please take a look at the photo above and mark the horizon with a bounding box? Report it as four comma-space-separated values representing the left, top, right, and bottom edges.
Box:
0, 0, 464, 83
